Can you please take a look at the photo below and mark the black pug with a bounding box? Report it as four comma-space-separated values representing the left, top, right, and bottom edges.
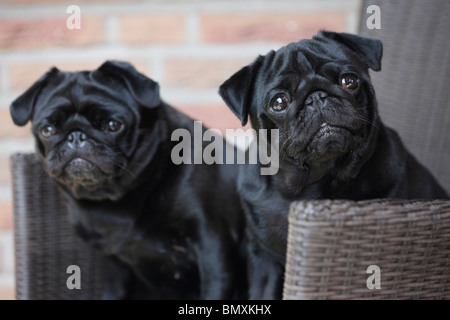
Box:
10, 60, 247, 299
219, 31, 449, 299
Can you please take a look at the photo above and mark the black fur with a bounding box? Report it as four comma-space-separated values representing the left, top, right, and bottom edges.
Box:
11, 60, 247, 299
219, 31, 449, 299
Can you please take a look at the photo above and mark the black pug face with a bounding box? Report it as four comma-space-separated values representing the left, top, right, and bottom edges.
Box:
10, 61, 161, 201
220, 31, 383, 197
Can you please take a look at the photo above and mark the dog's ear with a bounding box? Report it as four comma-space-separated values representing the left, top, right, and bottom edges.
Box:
219, 56, 264, 126
317, 31, 383, 71
10, 68, 59, 126
95, 60, 161, 109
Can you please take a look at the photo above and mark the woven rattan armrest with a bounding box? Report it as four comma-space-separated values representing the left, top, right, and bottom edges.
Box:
283, 199, 450, 300
11, 153, 104, 300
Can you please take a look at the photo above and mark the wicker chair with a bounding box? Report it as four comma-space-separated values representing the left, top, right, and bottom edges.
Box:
11, 153, 104, 299
283, 200, 450, 299
11, 0, 450, 300
283, 0, 450, 299
358, 0, 450, 192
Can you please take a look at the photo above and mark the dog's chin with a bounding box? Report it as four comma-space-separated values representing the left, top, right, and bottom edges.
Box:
285, 125, 361, 168
63, 158, 106, 187
277, 127, 362, 198
305, 126, 359, 163
45, 157, 120, 200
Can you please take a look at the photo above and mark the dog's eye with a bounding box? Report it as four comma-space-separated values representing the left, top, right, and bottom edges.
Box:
105, 120, 123, 132
41, 125, 56, 138
341, 74, 359, 90
270, 94, 290, 112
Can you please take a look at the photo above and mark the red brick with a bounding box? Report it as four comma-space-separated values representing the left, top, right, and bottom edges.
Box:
119, 14, 185, 45
0, 286, 14, 300
0, 109, 33, 139
165, 58, 253, 89
8, 60, 150, 91
0, 201, 13, 231
0, 156, 12, 186
0, 16, 104, 50
200, 12, 347, 44
176, 104, 250, 133
8, 64, 51, 92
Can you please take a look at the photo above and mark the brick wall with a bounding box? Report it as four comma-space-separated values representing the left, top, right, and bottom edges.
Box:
0, 0, 361, 299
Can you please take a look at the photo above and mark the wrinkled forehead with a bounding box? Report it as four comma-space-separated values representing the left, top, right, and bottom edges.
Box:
34, 70, 134, 116
263, 38, 361, 76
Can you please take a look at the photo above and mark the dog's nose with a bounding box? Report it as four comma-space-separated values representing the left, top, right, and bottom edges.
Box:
304, 91, 328, 106
67, 131, 87, 148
